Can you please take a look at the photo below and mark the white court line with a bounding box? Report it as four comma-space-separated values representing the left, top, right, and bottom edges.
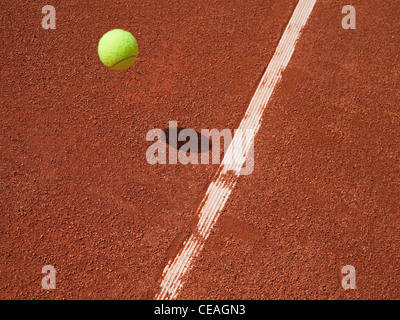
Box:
155, 0, 317, 300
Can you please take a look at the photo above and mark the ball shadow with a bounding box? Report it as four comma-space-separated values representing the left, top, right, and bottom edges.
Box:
161, 127, 213, 154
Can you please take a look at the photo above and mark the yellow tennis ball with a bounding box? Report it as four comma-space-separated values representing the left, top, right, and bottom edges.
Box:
98, 29, 138, 71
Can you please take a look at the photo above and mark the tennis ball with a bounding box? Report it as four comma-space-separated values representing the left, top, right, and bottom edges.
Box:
98, 29, 138, 71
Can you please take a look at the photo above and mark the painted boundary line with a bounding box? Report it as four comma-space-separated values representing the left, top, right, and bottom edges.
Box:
155, 0, 317, 300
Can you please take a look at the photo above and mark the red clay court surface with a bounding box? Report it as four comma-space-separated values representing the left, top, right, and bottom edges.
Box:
1, 0, 399, 300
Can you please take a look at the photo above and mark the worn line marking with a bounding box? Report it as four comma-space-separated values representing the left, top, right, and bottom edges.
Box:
155, 0, 317, 300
